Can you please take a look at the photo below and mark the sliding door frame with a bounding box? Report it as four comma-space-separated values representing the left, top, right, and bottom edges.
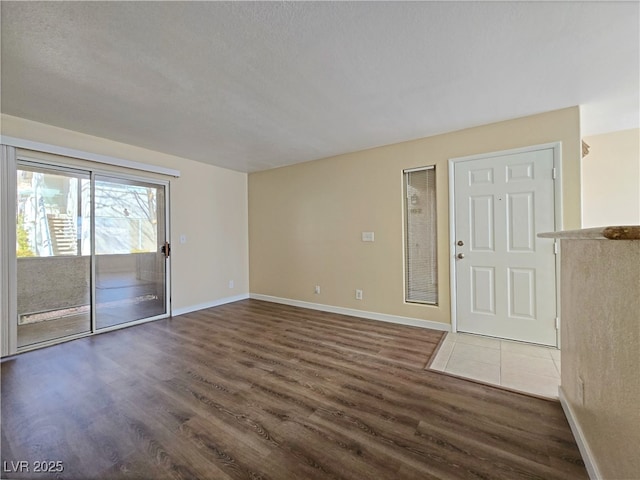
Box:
1, 146, 172, 355
1, 146, 18, 356
91, 170, 171, 334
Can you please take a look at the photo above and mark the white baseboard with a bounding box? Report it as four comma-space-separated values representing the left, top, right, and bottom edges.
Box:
558, 387, 601, 480
171, 293, 250, 317
249, 294, 451, 332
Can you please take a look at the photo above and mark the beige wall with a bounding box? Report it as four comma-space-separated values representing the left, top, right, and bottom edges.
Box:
560, 238, 640, 479
1, 114, 249, 314
249, 107, 582, 325
582, 128, 640, 227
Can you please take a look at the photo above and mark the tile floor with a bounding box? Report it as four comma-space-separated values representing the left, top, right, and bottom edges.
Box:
428, 332, 561, 399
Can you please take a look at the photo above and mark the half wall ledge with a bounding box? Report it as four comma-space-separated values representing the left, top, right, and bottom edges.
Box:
537, 223, 640, 480
539, 225, 640, 240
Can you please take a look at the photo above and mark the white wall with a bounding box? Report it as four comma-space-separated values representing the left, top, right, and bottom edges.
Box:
1, 114, 249, 316
582, 129, 640, 227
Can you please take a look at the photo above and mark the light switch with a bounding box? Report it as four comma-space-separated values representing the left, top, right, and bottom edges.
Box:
361, 232, 375, 242
180, 234, 187, 244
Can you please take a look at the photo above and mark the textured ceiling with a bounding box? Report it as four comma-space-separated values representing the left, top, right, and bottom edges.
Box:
1, 1, 638, 172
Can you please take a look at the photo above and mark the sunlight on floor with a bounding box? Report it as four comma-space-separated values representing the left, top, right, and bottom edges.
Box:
428, 332, 561, 399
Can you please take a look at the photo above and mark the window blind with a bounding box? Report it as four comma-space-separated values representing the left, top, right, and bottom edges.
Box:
404, 167, 438, 304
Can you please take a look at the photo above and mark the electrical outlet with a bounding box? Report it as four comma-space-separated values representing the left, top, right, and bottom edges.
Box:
314, 285, 320, 294
228, 280, 234, 289
355, 289, 363, 300
577, 375, 585, 405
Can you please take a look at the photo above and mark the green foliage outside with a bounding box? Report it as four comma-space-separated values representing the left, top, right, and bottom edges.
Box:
16, 214, 35, 257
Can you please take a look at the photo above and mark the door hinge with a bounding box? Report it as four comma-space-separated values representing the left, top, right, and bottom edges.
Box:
552, 167, 557, 179
555, 317, 560, 330
554, 240, 559, 255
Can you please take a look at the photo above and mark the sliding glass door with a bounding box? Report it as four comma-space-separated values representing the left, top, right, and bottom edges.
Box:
94, 176, 167, 329
16, 164, 91, 347
14, 160, 169, 348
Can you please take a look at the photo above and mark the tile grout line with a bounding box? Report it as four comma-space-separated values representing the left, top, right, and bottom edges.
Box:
442, 337, 455, 371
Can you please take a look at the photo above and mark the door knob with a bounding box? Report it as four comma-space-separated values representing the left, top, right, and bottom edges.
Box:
457, 253, 465, 259
457, 240, 464, 246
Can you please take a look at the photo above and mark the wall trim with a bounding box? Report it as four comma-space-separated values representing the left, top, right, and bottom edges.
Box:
1, 135, 180, 178
558, 387, 601, 480
171, 294, 250, 317
250, 294, 451, 332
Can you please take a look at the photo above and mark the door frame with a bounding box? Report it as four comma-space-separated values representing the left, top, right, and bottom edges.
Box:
448, 142, 563, 346
0, 145, 172, 355
0, 145, 17, 356
91, 170, 172, 334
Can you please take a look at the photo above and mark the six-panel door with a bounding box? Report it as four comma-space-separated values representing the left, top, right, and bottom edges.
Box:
454, 148, 557, 346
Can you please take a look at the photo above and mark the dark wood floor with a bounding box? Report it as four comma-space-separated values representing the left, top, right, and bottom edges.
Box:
1, 299, 587, 480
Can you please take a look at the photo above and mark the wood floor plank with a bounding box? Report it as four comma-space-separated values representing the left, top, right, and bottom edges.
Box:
1, 299, 587, 479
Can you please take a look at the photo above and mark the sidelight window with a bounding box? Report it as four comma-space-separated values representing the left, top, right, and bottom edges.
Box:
403, 166, 438, 304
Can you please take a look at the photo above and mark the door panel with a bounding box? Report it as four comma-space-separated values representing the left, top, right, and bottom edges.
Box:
471, 267, 495, 314
469, 167, 494, 185
454, 148, 557, 346
15, 165, 91, 347
508, 267, 536, 318
507, 162, 534, 181
94, 176, 167, 330
508, 192, 535, 251
470, 195, 495, 251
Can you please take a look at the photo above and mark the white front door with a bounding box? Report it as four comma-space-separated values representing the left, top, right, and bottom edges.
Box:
453, 147, 558, 346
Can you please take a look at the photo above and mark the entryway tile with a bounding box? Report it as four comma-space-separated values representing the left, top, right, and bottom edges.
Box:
501, 341, 555, 359
454, 333, 501, 350
449, 343, 501, 365
502, 351, 559, 378
501, 370, 559, 399
428, 332, 561, 399
549, 349, 561, 362
429, 340, 454, 371
445, 355, 501, 385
